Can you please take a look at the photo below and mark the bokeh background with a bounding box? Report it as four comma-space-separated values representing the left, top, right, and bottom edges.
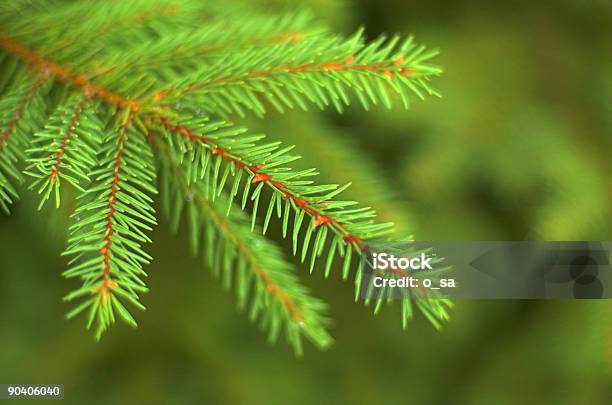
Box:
1, 0, 612, 403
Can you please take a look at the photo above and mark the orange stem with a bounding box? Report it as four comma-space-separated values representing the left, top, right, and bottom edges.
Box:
0, 76, 46, 150
155, 119, 365, 250
1, 32, 368, 251
98, 112, 133, 303
0, 32, 140, 111
49, 98, 88, 184
181, 55, 410, 95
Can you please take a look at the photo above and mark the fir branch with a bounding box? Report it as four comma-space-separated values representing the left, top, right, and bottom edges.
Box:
63, 111, 158, 339
0, 2, 449, 344
155, 135, 332, 354
0, 76, 48, 213
25, 96, 102, 209
151, 115, 393, 278
0, 32, 141, 111
90, 12, 322, 80
159, 31, 441, 116
0, 76, 46, 149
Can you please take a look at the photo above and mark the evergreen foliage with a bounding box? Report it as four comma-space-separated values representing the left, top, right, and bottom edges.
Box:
0, 0, 446, 353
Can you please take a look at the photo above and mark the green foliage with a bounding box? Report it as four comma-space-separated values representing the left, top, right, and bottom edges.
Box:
0, 78, 48, 213
63, 111, 157, 340
0, 0, 445, 353
25, 96, 102, 209
164, 30, 441, 117
96, 12, 326, 78
156, 137, 332, 355
154, 113, 393, 270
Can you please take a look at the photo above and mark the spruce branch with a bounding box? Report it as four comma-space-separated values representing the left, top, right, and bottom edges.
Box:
62, 111, 158, 339
159, 30, 441, 116
0, 75, 48, 213
155, 135, 332, 354
25, 96, 102, 209
149, 115, 392, 275
92, 12, 323, 79
0, 1, 448, 348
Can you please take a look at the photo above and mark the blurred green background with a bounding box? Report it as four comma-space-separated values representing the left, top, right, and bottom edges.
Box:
1, 0, 612, 403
